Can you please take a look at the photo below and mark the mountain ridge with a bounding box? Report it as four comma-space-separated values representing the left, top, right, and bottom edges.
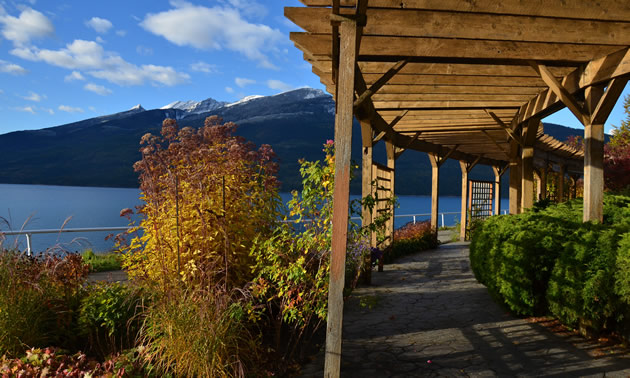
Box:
0, 88, 588, 195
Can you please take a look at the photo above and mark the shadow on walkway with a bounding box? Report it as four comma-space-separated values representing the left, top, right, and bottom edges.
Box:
301, 242, 630, 377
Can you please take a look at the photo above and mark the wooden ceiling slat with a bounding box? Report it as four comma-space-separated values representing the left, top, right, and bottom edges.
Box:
373, 100, 525, 108
372, 93, 534, 102
330, 84, 546, 95
287, 7, 630, 45
309, 59, 574, 77
299, 0, 630, 22
292, 33, 623, 64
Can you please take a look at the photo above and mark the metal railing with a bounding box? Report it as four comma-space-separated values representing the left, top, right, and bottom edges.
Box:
2, 227, 130, 256
2, 209, 509, 256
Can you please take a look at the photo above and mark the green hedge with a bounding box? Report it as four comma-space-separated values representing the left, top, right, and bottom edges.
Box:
470, 195, 630, 339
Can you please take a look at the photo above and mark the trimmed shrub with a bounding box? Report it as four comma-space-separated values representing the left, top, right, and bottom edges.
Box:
386, 221, 438, 262
470, 194, 630, 339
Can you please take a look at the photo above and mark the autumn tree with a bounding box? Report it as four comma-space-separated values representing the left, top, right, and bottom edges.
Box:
604, 95, 630, 192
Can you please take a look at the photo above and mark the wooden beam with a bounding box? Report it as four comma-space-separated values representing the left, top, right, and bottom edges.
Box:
523, 117, 541, 146
298, 0, 630, 22
530, 62, 590, 125
291, 33, 621, 63
481, 130, 510, 159
353, 69, 506, 167
519, 48, 630, 125
287, 7, 630, 45
373, 131, 386, 144
395, 131, 421, 159
325, 18, 356, 378
354, 59, 408, 109
591, 77, 629, 124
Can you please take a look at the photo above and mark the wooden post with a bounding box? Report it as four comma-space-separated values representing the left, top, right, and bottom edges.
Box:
584, 85, 605, 222
521, 147, 535, 210
324, 19, 356, 378
492, 166, 502, 215
509, 161, 521, 214
541, 165, 548, 200
428, 152, 440, 233
460, 161, 469, 240
385, 140, 396, 246
557, 164, 566, 203
360, 121, 372, 284
534, 169, 542, 201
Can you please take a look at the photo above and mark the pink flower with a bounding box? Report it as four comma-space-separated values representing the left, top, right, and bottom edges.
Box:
326, 139, 334, 145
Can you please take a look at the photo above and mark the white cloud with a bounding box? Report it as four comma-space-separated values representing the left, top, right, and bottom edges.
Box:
88, 106, 96, 112
141, 2, 283, 69
190, 61, 217, 73
22, 91, 45, 102
225, 86, 234, 93
58, 104, 84, 113
136, 45, 153, 56
95, 36, 105, 44
267, 79, 292, 92
64, 70, 85, 81
235, 77, 255, 87
44, 108, 54, 115
11, 39, 190, 86
115, 30, 126, 37
85, 17, 112, 34
225, 0, 268, 20
0, 7, 54, 45
84, 82, 112, 96
15, 105, 35, 114
0, 59, 27, 75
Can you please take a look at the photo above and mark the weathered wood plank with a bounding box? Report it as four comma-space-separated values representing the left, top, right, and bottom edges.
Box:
373, 100, 525, 108
287, 7, 630, 45
331, 83, 545, 95
325, 19, 356, 378
373, 93, 535, 102
299, 0, 630, 22
291, 33, 623, 63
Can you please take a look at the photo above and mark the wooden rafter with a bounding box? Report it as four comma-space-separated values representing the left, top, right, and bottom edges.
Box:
354, 59, 408, 109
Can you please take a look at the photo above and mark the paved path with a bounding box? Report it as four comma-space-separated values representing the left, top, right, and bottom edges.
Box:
301, 242, 630, 377
87, 270, 128, 283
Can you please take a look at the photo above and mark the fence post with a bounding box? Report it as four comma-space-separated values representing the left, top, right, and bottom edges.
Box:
26, 233, 32, 256
413, 215, 416, 224
441, 213, 445, 228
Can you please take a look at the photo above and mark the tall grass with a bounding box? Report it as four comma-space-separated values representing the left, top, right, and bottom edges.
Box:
140, 284, 260, 377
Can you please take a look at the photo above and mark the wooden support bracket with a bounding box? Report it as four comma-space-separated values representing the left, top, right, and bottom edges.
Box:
394, 130, 420, 159
530, 62, 590, 126
485, 109, 523, 147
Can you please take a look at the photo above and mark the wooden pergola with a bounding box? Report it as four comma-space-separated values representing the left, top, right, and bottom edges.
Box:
285, 1, 630, 376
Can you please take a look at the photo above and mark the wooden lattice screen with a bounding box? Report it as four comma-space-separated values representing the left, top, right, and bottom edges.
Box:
467, 180, 495, 239
371, 162, 394, 248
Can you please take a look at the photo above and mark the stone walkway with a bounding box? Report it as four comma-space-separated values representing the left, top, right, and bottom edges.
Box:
301, 242, 630, 377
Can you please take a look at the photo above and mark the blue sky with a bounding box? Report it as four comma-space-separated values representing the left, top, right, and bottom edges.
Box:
0, 0, 628, 136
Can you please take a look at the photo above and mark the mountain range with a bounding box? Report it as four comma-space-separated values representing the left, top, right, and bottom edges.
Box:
0, 88, 587, 196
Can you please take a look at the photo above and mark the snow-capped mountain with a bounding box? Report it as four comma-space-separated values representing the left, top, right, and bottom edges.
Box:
161, 98, 228, 114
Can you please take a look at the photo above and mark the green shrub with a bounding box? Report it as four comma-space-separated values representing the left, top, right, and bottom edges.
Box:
78, 283, 146, 357
470, 194, 630, 338
469, 203, 577, 315
82, 249, 122, 272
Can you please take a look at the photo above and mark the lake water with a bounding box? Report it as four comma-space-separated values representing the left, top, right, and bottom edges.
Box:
0, 183, 508, 253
